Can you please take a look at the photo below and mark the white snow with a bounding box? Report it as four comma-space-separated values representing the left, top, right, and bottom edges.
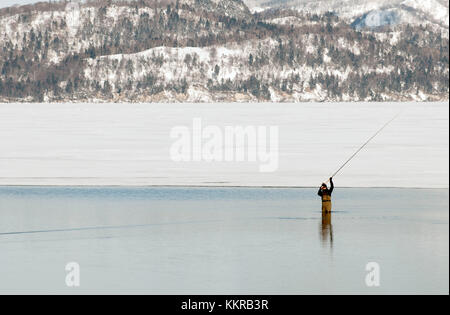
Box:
0, 102, 447, 188
267, 16, 304, 26
83, 40, 280, 88
402, 0, 449, 26
250, 6, 268, 13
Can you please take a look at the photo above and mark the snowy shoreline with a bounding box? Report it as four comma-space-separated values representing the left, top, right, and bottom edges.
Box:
0, 102, 448, 188
0, 184, 447, 189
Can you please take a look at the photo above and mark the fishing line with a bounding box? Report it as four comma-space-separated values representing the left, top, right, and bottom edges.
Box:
326, 112, 401, 183
0, 219, 224, 237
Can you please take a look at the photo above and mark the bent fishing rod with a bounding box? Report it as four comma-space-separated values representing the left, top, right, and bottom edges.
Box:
325, 112, 401, 184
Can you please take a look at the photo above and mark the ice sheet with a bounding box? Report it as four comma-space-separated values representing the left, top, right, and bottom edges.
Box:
0, 102, 448, 188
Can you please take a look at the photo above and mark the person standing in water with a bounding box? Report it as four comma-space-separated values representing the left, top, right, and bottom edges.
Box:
318, 177, 334, 213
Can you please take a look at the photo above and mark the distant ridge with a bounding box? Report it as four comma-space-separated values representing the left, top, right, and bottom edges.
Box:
0, 0, 448, 102
244, 0, 449, 29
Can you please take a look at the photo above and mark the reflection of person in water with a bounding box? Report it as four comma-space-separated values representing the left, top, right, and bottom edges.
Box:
318, 177, 334, 213
320, 211, 333, 246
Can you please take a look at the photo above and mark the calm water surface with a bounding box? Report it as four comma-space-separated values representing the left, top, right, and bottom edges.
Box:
0, 187, 448, 294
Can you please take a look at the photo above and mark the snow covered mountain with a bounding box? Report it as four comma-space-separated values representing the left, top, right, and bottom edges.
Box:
245, 0, 449, 29
0, 0, 448, 102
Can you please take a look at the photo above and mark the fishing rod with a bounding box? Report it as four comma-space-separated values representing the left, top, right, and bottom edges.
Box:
325, 112, 401, 183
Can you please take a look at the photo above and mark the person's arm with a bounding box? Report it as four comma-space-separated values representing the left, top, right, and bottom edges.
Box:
329, 178, 334, 194
318, 187, 323, 196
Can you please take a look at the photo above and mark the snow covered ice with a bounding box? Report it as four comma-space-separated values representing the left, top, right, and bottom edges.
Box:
0, 102, 447, 188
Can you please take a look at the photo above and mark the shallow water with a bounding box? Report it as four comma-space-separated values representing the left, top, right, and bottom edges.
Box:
0, 186, 448, 294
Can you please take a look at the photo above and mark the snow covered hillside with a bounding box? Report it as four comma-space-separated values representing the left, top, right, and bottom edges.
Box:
0, 0, 448, 102
245, 0, 449, 29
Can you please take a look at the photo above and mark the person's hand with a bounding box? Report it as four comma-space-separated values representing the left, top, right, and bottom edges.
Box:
329, 177, 333, 181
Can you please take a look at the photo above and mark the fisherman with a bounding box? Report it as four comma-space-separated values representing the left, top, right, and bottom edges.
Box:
318, 177, 334, 213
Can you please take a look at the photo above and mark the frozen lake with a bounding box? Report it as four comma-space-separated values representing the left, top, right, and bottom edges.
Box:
0, 186, 448, 294
0, 102, 448, 188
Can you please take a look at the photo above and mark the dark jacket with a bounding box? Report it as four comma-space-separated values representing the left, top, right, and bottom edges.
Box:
318, 178, 334, 197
